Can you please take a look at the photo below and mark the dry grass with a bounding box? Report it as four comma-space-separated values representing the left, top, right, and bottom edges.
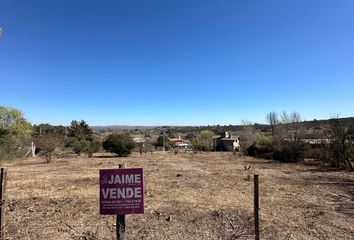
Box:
2, 151, 354, 239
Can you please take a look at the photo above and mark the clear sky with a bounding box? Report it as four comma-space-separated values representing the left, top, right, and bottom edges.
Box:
1, 0, 353, 126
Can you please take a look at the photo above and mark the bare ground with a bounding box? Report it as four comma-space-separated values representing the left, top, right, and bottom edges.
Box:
2, 151, 354, 240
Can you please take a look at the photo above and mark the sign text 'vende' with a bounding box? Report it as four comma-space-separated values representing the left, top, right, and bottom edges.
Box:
100, 168, 144, 215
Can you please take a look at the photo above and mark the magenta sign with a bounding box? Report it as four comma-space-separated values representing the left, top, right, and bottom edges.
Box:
99, 168, 144, 215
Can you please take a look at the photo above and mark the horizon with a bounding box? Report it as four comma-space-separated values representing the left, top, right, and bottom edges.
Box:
1, 1, 354, 126
31, 115, 354, 128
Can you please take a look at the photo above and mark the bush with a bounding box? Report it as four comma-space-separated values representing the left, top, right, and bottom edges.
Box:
103, 133, 135, 157
87, 138, 101, 158
304, 147, 322, 160
247, 143, 273, 159
256, 134, 272, 146
73, 140, 89, 155
0, 134, 30, 160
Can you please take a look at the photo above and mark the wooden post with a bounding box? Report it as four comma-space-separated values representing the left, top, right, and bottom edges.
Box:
116, 163, 125, 240
0, 168, 7, 240
254, 174, 260, 240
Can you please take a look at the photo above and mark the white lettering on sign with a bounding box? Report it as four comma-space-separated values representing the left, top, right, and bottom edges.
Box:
107, 174, 141, 184
101, 187, 142, 199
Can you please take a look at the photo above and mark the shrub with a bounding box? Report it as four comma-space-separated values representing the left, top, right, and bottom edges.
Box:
256, 134, 272, 146
304, 147, 322, 160
247, 143, 273, 159
87, 138, 101, 158
103, 133, 135, 157
73, 139, 89, 155
0, 134, 30, 160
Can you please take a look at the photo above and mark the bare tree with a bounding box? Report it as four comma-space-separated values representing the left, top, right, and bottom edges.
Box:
266, 111, 279, 139
280, 111, 302, 141
279, 111, 305, 162
328, 116, 354, 170
36, 134, 58, 163
240, 119, 258, 151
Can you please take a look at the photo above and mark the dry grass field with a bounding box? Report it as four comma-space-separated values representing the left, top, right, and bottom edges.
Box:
2, 151, 354, 239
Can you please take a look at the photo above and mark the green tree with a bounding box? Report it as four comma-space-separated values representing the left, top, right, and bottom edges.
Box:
154, 135, 172, 150
0, 105, 32, 136
185, 133, 195, 141
68, 120, 93, 142
67, 120, 96, 156
33, 124, 66, 146
103, 133, 135, 157
0, 106, 32, 159
193, 130, 214, 151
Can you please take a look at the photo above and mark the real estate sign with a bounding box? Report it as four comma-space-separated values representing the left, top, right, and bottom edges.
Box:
99, 168, 144, 215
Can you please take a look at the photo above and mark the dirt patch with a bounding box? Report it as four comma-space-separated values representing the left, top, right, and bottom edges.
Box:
2, 152, 354, 239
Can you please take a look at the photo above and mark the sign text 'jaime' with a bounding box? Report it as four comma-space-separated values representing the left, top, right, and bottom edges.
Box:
100, 168, 144, 215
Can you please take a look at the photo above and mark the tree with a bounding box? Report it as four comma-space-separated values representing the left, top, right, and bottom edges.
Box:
239, 119, 258, 151
185, 133, 195, 141
279, 111, 305, 162
154, 135, 172, 150
67, 120, 96, 156
328, 116, 354, 170
33, 124, 66, 137
103, 133, 135, 157
193, 130, 214, 151
0, 105, 32, 159
0, 105, 32, 136
33, 124, 66, 147
266, 111, 279, 139
68, 120, 93, 142
35, 133, 58, 163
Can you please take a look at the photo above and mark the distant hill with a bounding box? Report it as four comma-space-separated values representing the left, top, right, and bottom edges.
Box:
91, 117, 354, 133
91, 125, 159, 131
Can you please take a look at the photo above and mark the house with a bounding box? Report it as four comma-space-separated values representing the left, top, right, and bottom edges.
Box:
133, 137, 145, 147
168, 136, 192, 148
212, 131, 240, 151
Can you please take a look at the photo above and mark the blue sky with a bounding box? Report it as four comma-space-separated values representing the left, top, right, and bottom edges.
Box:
1, 0, 353, 126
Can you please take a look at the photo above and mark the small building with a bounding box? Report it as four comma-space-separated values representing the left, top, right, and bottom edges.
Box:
133, 137, 145, 147
213, 131, 240, 151
168, 136, 192, 148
